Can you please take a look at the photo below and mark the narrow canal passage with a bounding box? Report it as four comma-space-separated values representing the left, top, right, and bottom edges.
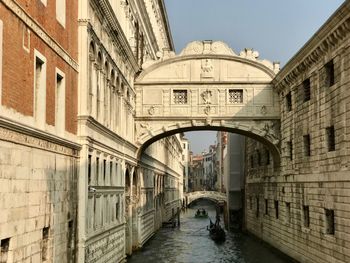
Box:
128, 200, 291, 263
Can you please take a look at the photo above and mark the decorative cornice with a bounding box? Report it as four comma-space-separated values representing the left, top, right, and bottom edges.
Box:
0, 116, 80, 156
1, 0, 78, 72
273, 1, 350, 92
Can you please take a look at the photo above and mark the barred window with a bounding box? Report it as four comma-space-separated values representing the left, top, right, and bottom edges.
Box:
286, 92, 292, 111
228, 89, 243, 104
303, 134, 311, 156
173, 90, 188, 104
325, 209, 335, 235
326, 126, 335, 151
303, 205, 310, 228
325, 60, 335, 87
303, 78, 311, 102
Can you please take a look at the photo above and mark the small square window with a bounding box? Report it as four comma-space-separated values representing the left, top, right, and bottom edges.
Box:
173, 90, 188, 104
303, 78, 311, 102
325, 209, 335, 235
228, 89, 243, 104
325, 60, 335, 87
303, 135, 311, 156
286, 92, 292, 112
326, 126, 335, 152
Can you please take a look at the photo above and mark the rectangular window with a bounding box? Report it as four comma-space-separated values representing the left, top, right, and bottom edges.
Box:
42, 227, 49, 261
325, 60, 335, 87
274, 200, 279, 219
34, 53, 46, 126
88, 155, 92, 185
173, 90, 188, 104
303, 205, 310, 228
303, 78, 311, 102
110, 161, 113, 185
249, 196, 252, 210
326, 126, 335, 151
265, 199, 268, 216
103, 159, 106, 182
286, 92, 292, 112
56, 0, 66, 27
96, 157, 100, 184
286, 202, 291, 223
256, 197, 259, 218
115, 200, 119, 220
67, 220, 73, 250
325, 209, 335, 235
55, 71, 65, 133
0, 238, 10, 263
303, 135, 311, 156
228, 89, 243, 104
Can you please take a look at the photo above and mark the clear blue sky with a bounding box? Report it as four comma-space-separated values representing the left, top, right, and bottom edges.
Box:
164, 0, 345, 154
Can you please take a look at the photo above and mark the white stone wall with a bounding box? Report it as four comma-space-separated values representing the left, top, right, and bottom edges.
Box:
245, 2, 350, 262
0, 131, 78, 263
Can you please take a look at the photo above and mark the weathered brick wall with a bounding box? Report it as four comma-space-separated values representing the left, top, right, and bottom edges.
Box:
245, 3, 350, 262
0, 1, 78, 134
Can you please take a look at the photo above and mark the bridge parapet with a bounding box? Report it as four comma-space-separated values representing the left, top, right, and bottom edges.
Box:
184, 191, 227, 205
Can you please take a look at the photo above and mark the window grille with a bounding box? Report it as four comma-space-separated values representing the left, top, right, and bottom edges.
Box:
303, 205, 310, 227
228, 89, 243, 104
325, 60, 335, 87
303, 135, 311, 156
326, 126, 335, 151
303, 78, 311, 102
173, 90, 188, 104
286, 92, 292, 111
325, 209, 335, 235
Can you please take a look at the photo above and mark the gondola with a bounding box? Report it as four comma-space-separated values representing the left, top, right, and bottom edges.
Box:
207, 220, 226, 242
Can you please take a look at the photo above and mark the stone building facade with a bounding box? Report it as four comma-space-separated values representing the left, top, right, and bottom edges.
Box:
77, 0, 182, 262
245, 2, 350, 262
0, 0, 183, 263
0, 0, 79, 262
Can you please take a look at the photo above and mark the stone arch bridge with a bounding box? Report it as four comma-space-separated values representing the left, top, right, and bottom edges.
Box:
184, 191, 227, 206
135, 40, 281, 167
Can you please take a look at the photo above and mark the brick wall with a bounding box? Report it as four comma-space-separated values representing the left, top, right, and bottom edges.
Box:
0, 1, 78, 134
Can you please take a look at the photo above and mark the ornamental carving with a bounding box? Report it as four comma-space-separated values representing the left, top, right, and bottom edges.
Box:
201, 59, 214, 78
201, 89, 212, 104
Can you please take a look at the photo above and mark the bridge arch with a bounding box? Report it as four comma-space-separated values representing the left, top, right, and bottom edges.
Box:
185, 191, 227, 206
135, 41, 281, 167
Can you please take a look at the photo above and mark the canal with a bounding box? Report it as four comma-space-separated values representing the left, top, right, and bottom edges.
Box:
128, 200, 291, 263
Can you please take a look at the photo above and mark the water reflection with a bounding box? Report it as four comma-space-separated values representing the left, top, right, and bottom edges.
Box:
128, 200, 290, 263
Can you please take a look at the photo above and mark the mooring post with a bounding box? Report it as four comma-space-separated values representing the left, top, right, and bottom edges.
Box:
177, 207, 180, 227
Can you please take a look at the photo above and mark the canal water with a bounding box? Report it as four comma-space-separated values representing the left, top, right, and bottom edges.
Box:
128, 200, 291, 263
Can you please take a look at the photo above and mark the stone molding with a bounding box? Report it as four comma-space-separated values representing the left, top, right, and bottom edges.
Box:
1, 0, 78, 71
0, 116, 80, 156
273, 2, 350, 91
